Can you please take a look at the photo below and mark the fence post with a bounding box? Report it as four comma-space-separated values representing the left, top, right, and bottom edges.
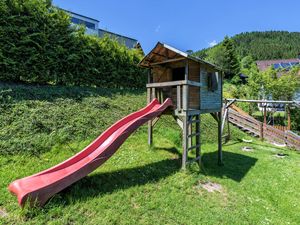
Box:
260, 122, 264, 141
287, 106, 291, 130
284, 131, 288, 146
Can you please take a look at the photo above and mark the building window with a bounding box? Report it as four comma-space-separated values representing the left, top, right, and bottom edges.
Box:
207, 72, 218, 91
172, 67, 185, 81
71, 17, 96, 30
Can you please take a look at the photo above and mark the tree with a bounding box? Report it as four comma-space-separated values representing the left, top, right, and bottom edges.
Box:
194, 31, 300, 61
222, 36, 240, 80
240, 56, 254, 70
200, 36, 240, 81
205, 44, 226, 67
268, 68, 300, 100
245, 66, 300, 101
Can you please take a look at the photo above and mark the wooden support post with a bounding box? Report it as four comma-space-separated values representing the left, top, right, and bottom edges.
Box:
151, 87, 156, 100
287, 105, 291, 130
223, 99, 231, 141
147, 88, 151, 102
159, 89, 164, 103
217, 111, 223, 165
260, 122, 264, 141
148, 123, 153, 147
195, 114, 201, 167
147, 88, 153, 146
177, 85, 181, 111
181, 60, 190, 167
173, 115, 183, 130
182, 60, 189, 111
148, 69, 151, 83
263, 105, 267, 126
182, 114, 188, 169
182, 85, 189, 111
188, 116, 192, 148
226, 110, 231, 140
221, 108, 228, 134
147, 69, 153, 147
185, 60, 189, 80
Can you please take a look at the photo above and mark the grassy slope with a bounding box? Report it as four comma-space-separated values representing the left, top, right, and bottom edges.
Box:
0, 84, 299, 224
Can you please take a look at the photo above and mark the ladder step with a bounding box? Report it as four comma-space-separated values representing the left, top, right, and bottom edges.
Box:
188, 120, 200, 124
188, 132, 200, 138
186, 156, 201, 165
188, 144, 201, 151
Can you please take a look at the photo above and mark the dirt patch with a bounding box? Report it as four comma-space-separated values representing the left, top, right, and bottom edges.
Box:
0, 208, 8, 218
242, 146, 253, 152
196, 181, 223, 193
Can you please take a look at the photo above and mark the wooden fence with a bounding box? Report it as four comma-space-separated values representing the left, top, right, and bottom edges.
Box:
227, 106, 300, 151
273, 125, 288, 131
228, 109, 261, 137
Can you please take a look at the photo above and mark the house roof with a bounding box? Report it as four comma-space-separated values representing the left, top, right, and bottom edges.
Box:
98, 29, 138, 42
139, 42, 221, 70
61, 8, 100, 22
256, 58, 300, 71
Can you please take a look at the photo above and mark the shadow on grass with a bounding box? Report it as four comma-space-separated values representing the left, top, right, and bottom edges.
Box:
43, 146, 256, 210
153, 146, 257, 182
50, 158, 181, 207
202, 151, 257, 182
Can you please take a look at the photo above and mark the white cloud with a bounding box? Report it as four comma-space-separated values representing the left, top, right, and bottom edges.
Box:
155, 25, 161, 33
208, 40, 218, 47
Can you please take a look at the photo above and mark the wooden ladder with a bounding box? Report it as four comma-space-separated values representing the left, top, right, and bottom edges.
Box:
182, 114, 201, 168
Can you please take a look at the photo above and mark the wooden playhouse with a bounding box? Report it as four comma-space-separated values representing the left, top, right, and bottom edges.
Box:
139, 42, 223, 168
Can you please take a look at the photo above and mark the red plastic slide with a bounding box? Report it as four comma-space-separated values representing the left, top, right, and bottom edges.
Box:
8, 98, 172, 207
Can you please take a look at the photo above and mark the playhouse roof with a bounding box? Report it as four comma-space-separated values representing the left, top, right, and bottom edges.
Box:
139, 42, 220, 70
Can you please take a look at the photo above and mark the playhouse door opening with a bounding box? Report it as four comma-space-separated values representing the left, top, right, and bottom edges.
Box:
172, 67, 185, 81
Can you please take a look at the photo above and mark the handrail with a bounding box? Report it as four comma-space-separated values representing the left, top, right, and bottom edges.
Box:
225, 98, 298, 105
146, 80, 202, 88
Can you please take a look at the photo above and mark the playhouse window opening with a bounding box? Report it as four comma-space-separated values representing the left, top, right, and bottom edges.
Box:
208, 72, 218, 91
172, 67, 185, 81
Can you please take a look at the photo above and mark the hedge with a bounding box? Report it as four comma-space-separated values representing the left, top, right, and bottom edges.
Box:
0, 0, 146, 88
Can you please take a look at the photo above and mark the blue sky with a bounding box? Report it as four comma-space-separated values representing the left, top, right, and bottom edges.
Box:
53, 0, 299, 54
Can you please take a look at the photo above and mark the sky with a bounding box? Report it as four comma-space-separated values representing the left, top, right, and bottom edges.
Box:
53, 0, 300, 54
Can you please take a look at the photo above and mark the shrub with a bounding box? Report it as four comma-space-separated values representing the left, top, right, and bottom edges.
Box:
0, 0, 146, 88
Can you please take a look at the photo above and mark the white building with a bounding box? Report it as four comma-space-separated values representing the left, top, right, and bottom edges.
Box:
62, 9, 142, 52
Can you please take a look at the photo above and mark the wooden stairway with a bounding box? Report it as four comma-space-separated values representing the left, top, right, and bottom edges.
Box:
226, 104, 300, 150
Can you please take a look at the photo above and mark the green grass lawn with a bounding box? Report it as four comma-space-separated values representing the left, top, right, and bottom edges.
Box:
252, 111, 286, 118
1, 124, 299, 224
0, 84, 299, 224
252, 111, 285, 117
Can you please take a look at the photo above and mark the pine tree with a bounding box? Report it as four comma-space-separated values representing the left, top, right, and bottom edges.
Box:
222, 36, 240, 80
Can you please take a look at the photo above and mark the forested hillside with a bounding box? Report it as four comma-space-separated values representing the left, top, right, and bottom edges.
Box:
195, 31, 300, 61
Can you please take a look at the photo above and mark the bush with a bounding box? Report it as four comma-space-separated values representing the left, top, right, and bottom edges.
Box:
0, 0, 146, 88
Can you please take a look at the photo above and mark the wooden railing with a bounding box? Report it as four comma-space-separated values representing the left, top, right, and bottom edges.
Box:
227, 105, 300, 150
273, 125, 288, 131
285, 131, 300, 149
146, 80, 202, 112
228, 108, 261, 137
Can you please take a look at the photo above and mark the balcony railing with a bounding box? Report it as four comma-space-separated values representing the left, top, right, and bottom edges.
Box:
146, 80, 202, 112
